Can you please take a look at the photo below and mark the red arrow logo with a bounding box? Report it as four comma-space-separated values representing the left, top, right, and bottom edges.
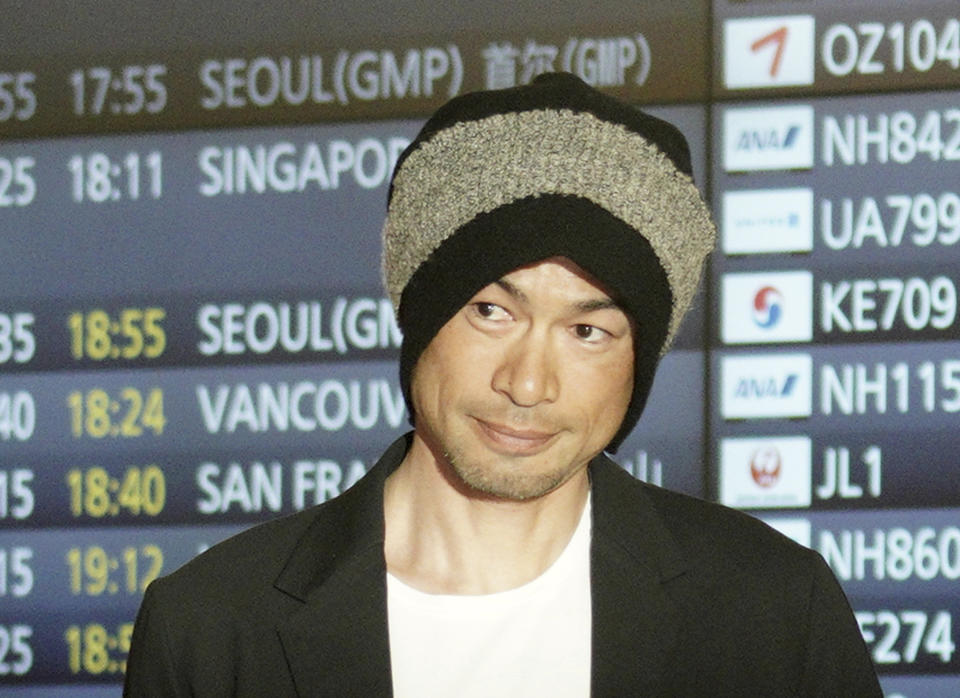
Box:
751, 26, 788, 77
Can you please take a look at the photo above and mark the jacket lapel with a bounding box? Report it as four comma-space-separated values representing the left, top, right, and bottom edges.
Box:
590, 456, 688, 696
271, 441, 688, 696
273, 435, 410, 697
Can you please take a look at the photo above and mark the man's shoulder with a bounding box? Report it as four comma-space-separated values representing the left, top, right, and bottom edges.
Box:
594, 457, 818, 579
149, 505, 322, 606
145, 436, 406, 617
151, 473, 374, 604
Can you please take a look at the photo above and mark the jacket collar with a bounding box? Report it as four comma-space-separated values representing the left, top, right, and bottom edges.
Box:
274, 436, 688, 696
589, 453, 688, 695
274, 434, 407, 696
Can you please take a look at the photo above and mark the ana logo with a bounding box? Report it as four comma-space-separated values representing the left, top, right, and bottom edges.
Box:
752, 286, 783, 329
734, 373, 798, 399
721, 352, 812, 419
723, 15, 815, 89
737, 125, 804, 154
750, 446, 782, 488
723, 105, 814, 172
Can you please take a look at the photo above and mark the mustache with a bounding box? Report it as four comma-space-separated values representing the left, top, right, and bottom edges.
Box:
467, 406, 564, 434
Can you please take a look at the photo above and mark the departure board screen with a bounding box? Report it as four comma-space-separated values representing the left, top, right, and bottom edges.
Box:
2, 1, 958, 694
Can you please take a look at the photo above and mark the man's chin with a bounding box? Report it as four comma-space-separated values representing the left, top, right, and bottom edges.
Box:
446, 452, 574, 502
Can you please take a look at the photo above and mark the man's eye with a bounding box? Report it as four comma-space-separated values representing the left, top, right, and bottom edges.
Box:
574, 324, 607, 342
473, 302, 507, 320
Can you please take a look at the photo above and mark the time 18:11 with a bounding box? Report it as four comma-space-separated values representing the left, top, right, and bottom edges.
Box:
68, 152, 162, 203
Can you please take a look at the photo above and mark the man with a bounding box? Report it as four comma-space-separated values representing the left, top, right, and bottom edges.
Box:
125, 73, 882, 696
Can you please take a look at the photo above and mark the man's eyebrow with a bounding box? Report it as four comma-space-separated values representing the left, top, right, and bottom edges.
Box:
574, 298, 621, 313
494, 279, 621, 313
495, 278, 528, 303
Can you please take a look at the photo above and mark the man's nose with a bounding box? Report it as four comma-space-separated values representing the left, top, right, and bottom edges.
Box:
491, 330, 560, 407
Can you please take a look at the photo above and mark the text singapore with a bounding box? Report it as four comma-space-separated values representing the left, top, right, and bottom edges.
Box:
197, 137, 410, 195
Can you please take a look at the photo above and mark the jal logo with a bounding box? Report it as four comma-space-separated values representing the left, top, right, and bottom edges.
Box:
723, 15, 816, 89
752, 286, 783, 329
719, 435, 812, 509
750, 446, 782, 488
723, 105, 814, 172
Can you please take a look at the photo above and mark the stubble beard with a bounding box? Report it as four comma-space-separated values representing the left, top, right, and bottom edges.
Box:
442, 443, 572, 501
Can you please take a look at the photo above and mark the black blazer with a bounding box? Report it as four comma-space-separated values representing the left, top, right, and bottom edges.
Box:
124, 435, 882, 696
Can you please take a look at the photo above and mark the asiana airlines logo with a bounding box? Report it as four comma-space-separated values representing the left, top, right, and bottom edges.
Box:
723, 15, 816, 89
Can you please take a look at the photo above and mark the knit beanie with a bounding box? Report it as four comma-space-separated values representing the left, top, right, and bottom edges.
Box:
382, 72, 715, 452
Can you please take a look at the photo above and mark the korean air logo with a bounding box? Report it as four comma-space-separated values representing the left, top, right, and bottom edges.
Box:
723, 105, 814, 172
722, 188, 814, 255
723, 15, 816, 89
722, 271, 812, 344
720, 353, 812, 419
720, 436, 811, 508
753, 286, 783, 329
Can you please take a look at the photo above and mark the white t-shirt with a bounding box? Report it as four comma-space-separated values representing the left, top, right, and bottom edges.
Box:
387, 496, 592, 697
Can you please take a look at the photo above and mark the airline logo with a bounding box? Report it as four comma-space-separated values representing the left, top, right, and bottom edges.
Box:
722, 270, 813, 344
723, 15, 816, 89
722, 188, 814, 255
760, 517, 812, 548
721, 352, 812, 419
719, 435, 812, 508
723, 105, 814, 172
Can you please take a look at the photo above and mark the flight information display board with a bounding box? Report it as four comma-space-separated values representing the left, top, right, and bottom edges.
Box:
2, 0, 958, 694
713, 1, 960, 695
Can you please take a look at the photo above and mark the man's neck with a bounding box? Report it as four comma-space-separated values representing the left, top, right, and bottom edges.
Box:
382, 433, 590, 595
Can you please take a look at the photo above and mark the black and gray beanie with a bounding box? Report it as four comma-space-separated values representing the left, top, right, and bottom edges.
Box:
383, 72, 715, 452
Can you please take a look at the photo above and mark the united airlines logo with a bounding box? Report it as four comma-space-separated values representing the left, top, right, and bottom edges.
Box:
721, 271, 812, 344
723, 105, 814, 172
723, 15, 816, 89
721, 353, 812, 419
722, 188, 814, 255
720, 436, 812, 509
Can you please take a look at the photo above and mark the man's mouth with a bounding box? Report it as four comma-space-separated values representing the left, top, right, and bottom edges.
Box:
472, 418, 558, 455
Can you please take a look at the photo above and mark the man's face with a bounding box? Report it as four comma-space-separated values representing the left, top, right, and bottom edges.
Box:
410, 257, 634, 500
